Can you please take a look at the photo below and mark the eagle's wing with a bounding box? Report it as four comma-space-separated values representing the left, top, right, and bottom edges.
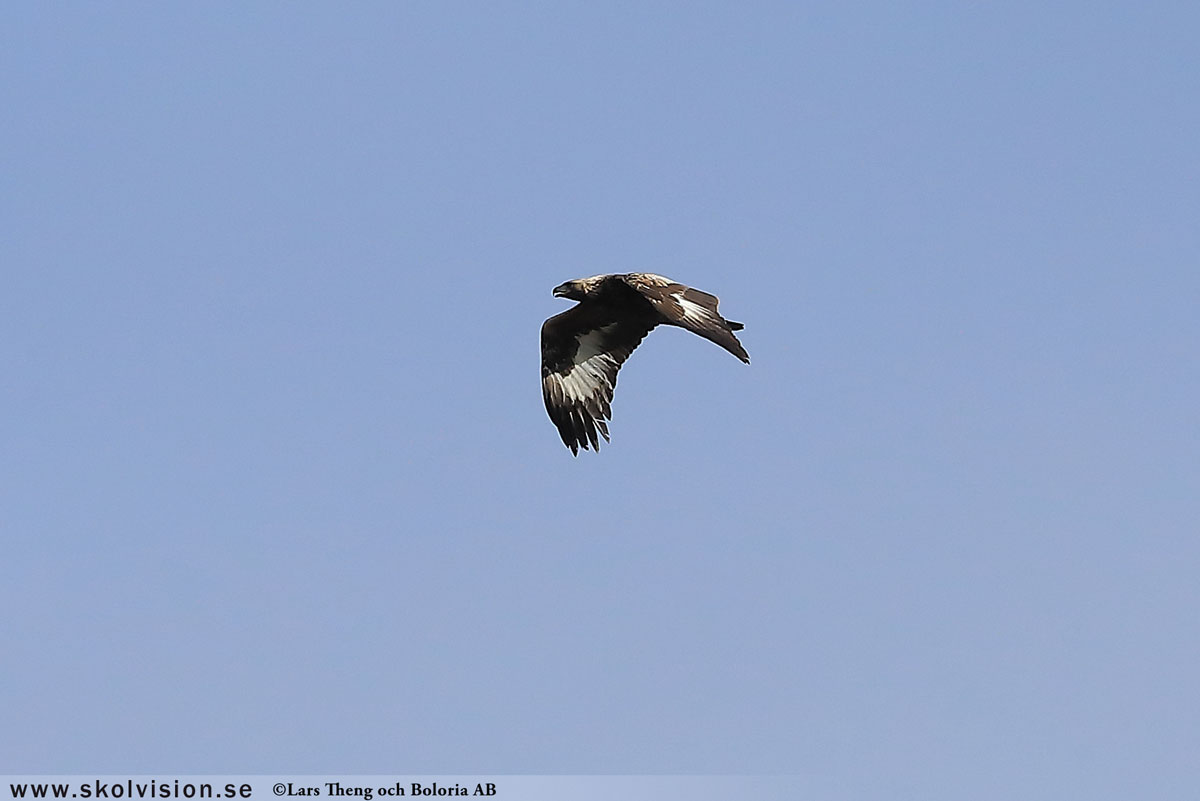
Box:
623, 274, 750, 363
541, 306, 656, 454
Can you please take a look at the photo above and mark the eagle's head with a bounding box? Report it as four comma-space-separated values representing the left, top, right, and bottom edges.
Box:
552, 279, 587, 300
552, 275, 606, 300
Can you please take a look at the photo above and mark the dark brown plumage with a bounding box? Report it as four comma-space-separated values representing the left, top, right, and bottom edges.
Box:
540, 273, 749, 454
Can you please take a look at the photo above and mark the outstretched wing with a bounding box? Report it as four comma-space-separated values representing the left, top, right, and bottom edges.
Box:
541, 305, 656, 454
623, 273, 750, 363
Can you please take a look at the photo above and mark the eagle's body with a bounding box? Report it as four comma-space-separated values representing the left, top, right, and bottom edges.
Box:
540, 273, 749, 454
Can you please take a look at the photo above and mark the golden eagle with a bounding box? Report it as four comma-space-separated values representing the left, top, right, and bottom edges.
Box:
541, 273, 749, 454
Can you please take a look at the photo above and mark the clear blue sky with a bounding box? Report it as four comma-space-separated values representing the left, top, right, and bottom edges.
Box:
3, 2, 1197, 798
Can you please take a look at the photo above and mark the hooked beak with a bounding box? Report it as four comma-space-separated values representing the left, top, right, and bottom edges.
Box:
552, 282, 572, 298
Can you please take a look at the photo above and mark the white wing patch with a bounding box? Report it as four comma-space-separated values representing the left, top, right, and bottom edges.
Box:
574, 324, 618, 364
559, 358, 613, 400
673, 291, 722, 327
556, 325, 619, 401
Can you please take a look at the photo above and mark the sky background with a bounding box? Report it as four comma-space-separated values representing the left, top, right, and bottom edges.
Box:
2, 2, 1198, 798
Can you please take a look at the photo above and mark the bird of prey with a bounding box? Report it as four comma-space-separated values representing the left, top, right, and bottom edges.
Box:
541, 272, 749, 454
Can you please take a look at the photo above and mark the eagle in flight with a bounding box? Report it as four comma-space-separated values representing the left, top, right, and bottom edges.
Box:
541, 273, 749, 454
